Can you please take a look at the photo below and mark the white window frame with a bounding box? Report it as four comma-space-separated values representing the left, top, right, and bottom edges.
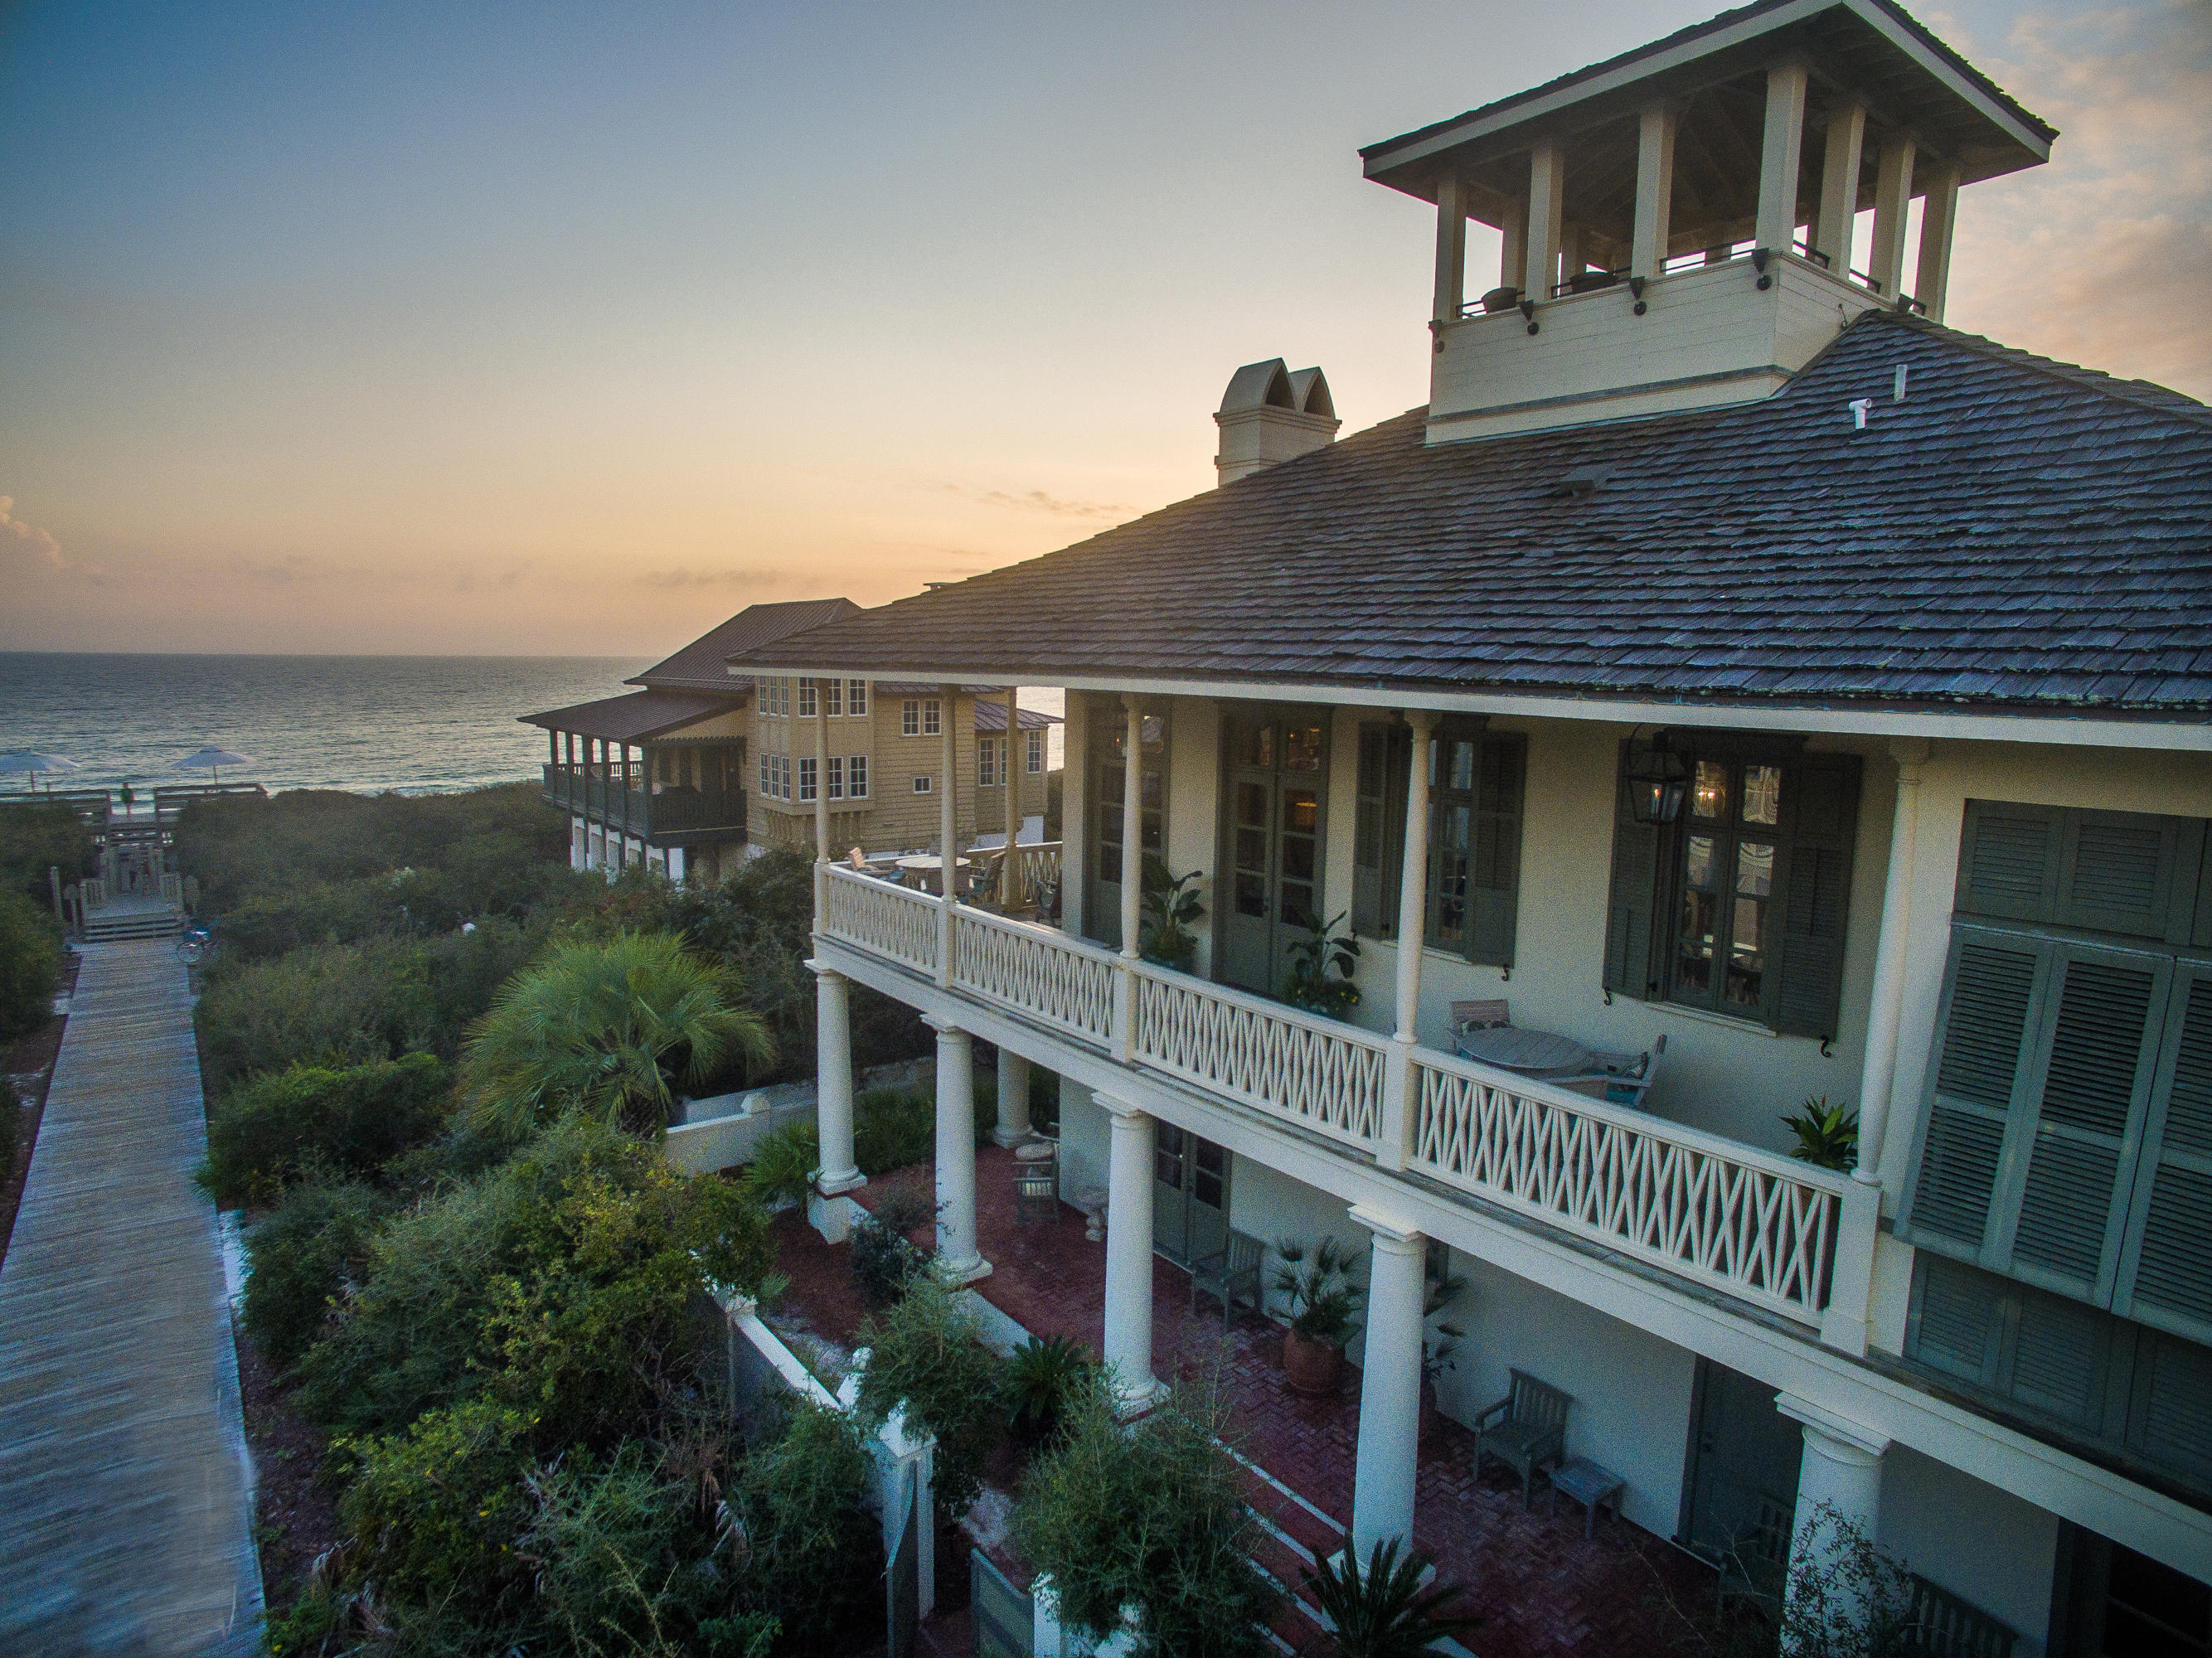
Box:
798, 678, 817, 720
977, 736, 1000, 789
913, 773, 932, 795
824, 680, 842, 718
798, 756, 817, 802
848, 680, 869, 716
1027, 728, 1045, 775
902, 700, 920, 737
924, 698, 943, 737
849, 754, 870, 798
826, 756, 844, 799
759, 753, 770, 795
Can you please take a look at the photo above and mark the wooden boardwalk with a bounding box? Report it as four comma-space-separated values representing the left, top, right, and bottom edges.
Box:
0, 941, 261, 1656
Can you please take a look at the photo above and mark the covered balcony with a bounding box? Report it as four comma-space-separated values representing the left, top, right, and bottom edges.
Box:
522, 688, 749, 863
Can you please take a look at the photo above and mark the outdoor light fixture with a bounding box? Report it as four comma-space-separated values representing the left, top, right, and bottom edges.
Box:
1751, 247, 1773, 291
1626, 730, 1689, 824
1629, 274, 1647, 316
1521, 297, 1539, 335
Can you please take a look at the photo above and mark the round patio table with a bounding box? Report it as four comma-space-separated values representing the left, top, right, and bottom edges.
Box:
1457, 1026, 1594, 1078
895, 854, 970, 887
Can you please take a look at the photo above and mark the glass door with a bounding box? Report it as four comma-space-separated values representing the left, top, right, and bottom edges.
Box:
1086, 707, 1167, 951
1152, 1122, 1231, 1266
1681, 1360, 1804, 1573
1217, 710, 1327, 997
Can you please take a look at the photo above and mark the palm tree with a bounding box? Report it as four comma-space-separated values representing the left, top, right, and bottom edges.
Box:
1305, 1538, 1482, 1658
463, 930, 774, 1137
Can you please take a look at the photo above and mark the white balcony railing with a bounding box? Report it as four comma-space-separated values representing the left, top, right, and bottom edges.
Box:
815, 863, 1875, 1340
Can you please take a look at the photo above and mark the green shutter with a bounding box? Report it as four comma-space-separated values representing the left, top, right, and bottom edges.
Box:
1906, 1253, 2004, 1387
1771, 754, 1860, 1039
1351, 724, 1407, 940
1467, 733, 1525, 967
1899, 929, 2048, 1256
2116, 968, 2212, 1345
1956, 801, 2062, 922
2001, 945, 2168, 1302
2131, 1331, 2212, 1489
1603, 740, 1661, 1001
2003, 1287, 2113, 1428
2055, 811, 2194, 940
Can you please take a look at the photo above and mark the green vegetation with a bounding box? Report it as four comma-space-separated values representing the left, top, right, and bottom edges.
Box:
201, 1053, 452, 1207
854, 1279, 1006, 1516
1782, 1097, 1860, 1171
849, 1190, 935, 1308
1012, 1378, 1278, 1657
1004, 1334, 1094, 1442
240, 1180, 395, 1370
1305, 1539, 1481, 1658
0, 889, 62, 1040
0, 799, 94, 907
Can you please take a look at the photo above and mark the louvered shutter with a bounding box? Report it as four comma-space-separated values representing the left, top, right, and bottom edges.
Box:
2115, 967, 2212, 1345
1603, 742, 1661, 1001
1351, 725, 1407, 940
1467, 733, 1526, 967
2001, 943, 2169, 1303
1905, 1254, 2003, 1387
1771, 754, 1860, 1039
1955, 801, 2062, 921
2132, 1332, 2212, 1490
2054, 811, 2194, 939
1899, 928, 2048, 1258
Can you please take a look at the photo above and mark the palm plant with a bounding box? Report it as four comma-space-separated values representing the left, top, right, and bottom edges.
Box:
1305, 1538, 1482, 1658
1283, 909, 1361, 1018
1781, 1097, 1860, 1171
1273, 1235, 1363, 1346
1005, 1333, 1094, 1442
1138, 856, 1206, 972
461, 929, 774, 1138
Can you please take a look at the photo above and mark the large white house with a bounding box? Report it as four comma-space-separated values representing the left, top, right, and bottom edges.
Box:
726, 1, 2210, 1646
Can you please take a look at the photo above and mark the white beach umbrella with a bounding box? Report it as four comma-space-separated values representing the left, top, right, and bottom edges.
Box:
173, 744, 255, 785
0, 751, 84, 793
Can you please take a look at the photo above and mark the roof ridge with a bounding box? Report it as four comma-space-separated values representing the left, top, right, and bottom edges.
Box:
1853, 309, 2212, 424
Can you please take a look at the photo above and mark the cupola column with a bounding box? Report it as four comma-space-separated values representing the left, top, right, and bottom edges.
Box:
1523, 142, 1565, 303
1915, 165, 1959, 321
1500, 192, 1528, 298
1815, 99, 1867, 273
1869, 133, 1918, 298
1431, 172, 1467, 324
1755, 62, 1810, 254
1630, 103, 1676, 282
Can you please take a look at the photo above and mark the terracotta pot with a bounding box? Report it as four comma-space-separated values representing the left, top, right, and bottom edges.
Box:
1283, 1328, 1342, 1396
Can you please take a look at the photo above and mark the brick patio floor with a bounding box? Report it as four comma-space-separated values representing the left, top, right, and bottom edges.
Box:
779, 1144, 1724, 1658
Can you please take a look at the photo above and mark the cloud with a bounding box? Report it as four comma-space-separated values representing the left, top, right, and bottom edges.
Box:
0, 496, 65, 570
939, 482, 1133, 520
633, 566, 786, 589
1938, 2, 2212, 398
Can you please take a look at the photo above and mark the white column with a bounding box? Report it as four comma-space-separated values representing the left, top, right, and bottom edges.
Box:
1500, 192, 1528, 298
939, 685, 960, 896
1854, 739, 1932, 1189
1432, 172, 1467, 324
1004, 684, 1021, 904
812, 962, 865, 1193
1524, 142, 1564, 304
1378, 711, 1438, 1172
1755, 62, 1810, 254
1101, 1093, 1164, 1413
1815, 99, 1867, 273
1556, 220, 1585, 288
929, 1017, 989, 1282
1868, 133, 1917, 299
1349, 1208, 1426, 1563
1118, 693, 1144, 957
1915, 165, 1959, 321
1776, 1394, 1889, 1624
994, 1049, 1033, 1147
1630, 103, 1676, 283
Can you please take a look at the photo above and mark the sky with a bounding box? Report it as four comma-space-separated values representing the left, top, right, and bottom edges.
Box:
3, 0, 2207, 658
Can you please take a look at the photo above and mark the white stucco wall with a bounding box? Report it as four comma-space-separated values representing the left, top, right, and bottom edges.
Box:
1879, 1444, 2061, 1655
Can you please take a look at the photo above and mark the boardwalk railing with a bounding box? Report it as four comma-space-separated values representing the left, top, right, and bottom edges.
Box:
816, 862, 1874, 1339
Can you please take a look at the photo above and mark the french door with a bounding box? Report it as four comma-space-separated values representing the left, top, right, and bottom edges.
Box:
1152, 1122, 1230, 1265
1680, 1360, 1804, 1570
1085, 705, 1167, 951
1218, 710, 1329, 997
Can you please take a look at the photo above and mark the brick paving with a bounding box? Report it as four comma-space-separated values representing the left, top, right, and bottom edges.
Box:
779, 1142, 1723, 1658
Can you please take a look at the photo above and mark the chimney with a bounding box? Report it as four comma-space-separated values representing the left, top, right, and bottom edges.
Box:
1214, 359, 1340, 485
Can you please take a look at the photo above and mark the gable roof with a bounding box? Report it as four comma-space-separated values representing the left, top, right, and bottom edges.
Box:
520, 690, 737, 743
732, 313, 2212, 721
630, 598, 863, 691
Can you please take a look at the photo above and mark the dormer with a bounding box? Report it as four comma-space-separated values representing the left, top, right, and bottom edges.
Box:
1361, 0, 2055, 443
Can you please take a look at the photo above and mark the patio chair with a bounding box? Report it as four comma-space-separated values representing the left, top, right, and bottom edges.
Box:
1566, 1034, 1667, 1109
1714, 1495, 1792, 1622
1189, 1230, 1265, 1330
1472, 1369, 1572, 1509
1450, 999, 1511, 1046
1011, 1137, 1060, 1224
963, 848, 1007, 903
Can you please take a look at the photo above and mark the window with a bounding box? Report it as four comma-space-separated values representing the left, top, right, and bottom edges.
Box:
1350, 721, 1526, 967
848, 755, 869, 798
1026, 727, 1045, 774
1602, 739, 1860, 1038
1091, 705, 1166, 891
758, 754, 770, 796
848, 680, 868, 717
977, 737, 1001, 789
823, 679, 842, 718
902, 700, 920, 737
798, 678, 817, 719
798, 756, 817, 802
1899, 802, 2212, 1341
826, 756, 844, 800
924, 699, 942, 737
913, 773, 932, 795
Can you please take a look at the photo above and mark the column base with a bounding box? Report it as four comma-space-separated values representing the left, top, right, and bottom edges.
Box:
991, 1127, 1031, 1148
816, 1168, 868, 1197
939, 1254, 994, 1287
1112, 1375, 1168, 1420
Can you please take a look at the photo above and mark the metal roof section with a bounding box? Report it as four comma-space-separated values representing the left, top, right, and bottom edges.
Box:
519, 690, 738, 742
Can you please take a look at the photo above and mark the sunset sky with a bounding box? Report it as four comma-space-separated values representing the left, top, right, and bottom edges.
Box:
4, 0, 2207, 658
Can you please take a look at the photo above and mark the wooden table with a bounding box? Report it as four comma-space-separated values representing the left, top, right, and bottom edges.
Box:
895, 855, 970, 888
1457, 1025, 1594, 1077
1547, 1456, 1627, 1539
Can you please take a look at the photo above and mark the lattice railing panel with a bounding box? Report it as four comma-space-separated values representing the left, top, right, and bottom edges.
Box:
1412, 1055, 1843, 1324
1133, 968, 1385, 1149
950, 908, 1114, 1043
820, 865, 940, 974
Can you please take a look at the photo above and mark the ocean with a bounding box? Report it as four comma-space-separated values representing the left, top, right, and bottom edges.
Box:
0, 653, 652, 797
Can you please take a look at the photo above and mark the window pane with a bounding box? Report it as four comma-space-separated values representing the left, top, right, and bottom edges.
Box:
1283, 788, 1317, 835
1725, 839, 1774, 1007
1235, 718, 1273, 769
1736, 839, 1773, 899
1284, 725, 1322, 771
1677, 831, 1720, 996
1140, 768, 1163, 810
1692, 760, 1729, 821
1235, 827, 1267, 870
1447, 739, 1475, 793
1280, 880, 1315, 929
1684, 831, 1717, 891
1099, 803, 1122, 846
1140, 809, 1162, 853
1743, 764, 1782, 827
1235, 870, 1267, 917
1281, 835, 1315, 882
1235, 781, 1267, 829
1100, 843, 1123, 883
1435, 803, 1471, 943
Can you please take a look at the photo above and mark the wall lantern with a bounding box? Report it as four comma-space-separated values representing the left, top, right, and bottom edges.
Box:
1627, 730, 1689, 824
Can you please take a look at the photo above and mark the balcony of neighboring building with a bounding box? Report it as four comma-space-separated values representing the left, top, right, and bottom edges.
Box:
521, 687, 751, 851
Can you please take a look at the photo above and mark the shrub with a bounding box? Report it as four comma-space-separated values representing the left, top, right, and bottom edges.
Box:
1005, 1334, 1094, 1442
856, 1278, 1007, 1518
0, 889, 61, 1040
241, 1180, 395, 1370
0, 1076, 18, 1184
1306, 1538, 1481, 1658
1274, 1235, 1365, 1347
0, 801, 93, 906
338, 1394, 540, 1609
745, 1119, 818, 1209
1012, 1379, 1278, 1657
730, 1400, 877, 1655
849, 1190, 934, 1309
853, 1085, 933, 1176
201, 1052, 452, 1206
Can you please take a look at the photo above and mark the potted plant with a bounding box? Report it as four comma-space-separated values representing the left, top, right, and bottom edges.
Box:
1273, 1236, 1363, 1396
1283, 910, 1362, 1019
1781, 1097, 1860, 1171
1137, 856, 1206, 972
1305, 1538, 1482, 1658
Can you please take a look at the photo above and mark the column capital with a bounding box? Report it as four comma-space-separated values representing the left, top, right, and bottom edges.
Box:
1349, 1204, 1424, 1250
1096, 1090, 1148, 1123
803, 958, 846, 985
1403, 707, 1440, 735
1888, 735, 1934, 773
1775, 1393, 1890, 1462
924, 1014, 969, 1040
